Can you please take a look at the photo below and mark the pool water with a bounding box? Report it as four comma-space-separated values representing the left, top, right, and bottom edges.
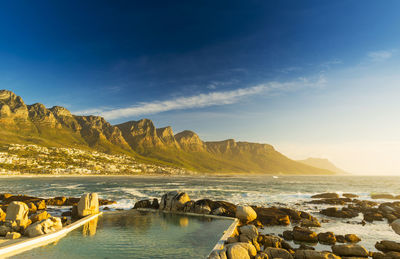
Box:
14, 210, 233, 259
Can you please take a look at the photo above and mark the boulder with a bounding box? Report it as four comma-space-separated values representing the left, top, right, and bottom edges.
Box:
236, 206, 257, 223
239, 225, 259, 240
133, 199, 152, 209
5, 231, 21, 239
345, 234, 361, 243
0, 208, 5, 221
301, 218, 321, 228
331, 244, 369, 257
364, 212, 384, 222
371, 194, 395, 200
24, 217, 62, 237
375, 241, 400, 253
255, 252, 269, 259
254, 207, 290, 225
35, 200, 46, 210
262, 235, 282, 248
320, 207, 358, 218
159, 191, 190, 212
295, 250, 341, 259
77, 193, 99, 218
27, 202, 37, 214
311, 193, 339, 199
5, 201, 30, 230
46, 196, 67, 206
194, 203, 211, 214
318, 232, 336, 245
264, 247, 293, 259
292, 226, 318, 243
0, 225, 11, 236
212, 207, 227, 216
226, 242, 257, 259
391, 219, 400, 235
30, 211, 50, 223
283, 230, 294, 241
335, 235, 346, 243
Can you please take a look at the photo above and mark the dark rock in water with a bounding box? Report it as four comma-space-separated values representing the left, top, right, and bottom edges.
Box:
331, 244, 369, 257
151, 198, 159, 209
281, 239, 294, 251
133, 199, 152, 209
345, 234, 361, 243
335, 235, 346, 243
292, 226, 318, 243
375, 240, 400, 253
311, 193, 339, 199
261, 235, 282, 248
46, 196, 67, 206
283, 230, 294, 241
343, 193, 359, 198
309, 197, 352, 205
371, 194, 396, 200
363, 211, 384, 222
318, 232, 336, 245
35, 200, 46, 210
195, 199, 236, 217
320, 207, 358, 218
301, 218, 321, 228
61, 210, 72, 217
384, 251, 400, 259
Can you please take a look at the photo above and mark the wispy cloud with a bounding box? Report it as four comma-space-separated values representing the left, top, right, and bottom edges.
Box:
367, 50, 395, 62
74, 76, 326, 120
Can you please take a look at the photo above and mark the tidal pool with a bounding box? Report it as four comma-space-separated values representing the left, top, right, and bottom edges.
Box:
14, 210, 233, 259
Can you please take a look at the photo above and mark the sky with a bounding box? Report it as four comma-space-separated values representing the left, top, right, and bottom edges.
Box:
0, 1, 400, 174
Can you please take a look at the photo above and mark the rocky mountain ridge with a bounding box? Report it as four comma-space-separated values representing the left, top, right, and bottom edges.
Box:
0, 89, 336, 174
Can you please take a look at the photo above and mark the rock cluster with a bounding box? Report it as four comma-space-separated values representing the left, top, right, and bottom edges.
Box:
0, 192, 102, 240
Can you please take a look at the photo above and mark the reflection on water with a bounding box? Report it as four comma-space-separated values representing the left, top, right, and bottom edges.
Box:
82, 217, 98, 236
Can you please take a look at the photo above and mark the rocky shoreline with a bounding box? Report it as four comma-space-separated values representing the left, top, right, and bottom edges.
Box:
134, 191, 400, 259
1, 190, 400, 259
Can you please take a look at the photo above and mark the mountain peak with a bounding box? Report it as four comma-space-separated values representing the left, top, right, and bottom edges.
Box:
298, 157, 347, 174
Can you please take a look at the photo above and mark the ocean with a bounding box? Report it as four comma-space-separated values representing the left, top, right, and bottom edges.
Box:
0, 175, 399, 251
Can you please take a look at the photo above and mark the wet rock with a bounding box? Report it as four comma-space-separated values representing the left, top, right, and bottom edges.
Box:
194, 202, 211, 214
255, 252, 269, 259
25, 217, 63, 237
335, 235, 346, 243
133, 199, 152, 209
226, 242, 257, 259
0, 193, 13, 200
236, 206, 257, 223
331, 244, 369, 257
311, 193, 339, 199
384, 251, 400, 259
318, 232, 336, 245
77, 193, 99, 218
309, 198, 352, 205
5, 231, 21, 239
151, 198, 159, 209
343, 193, 359, 198
375, 241, 400, 253
46, 196, 67, 206
30, 211, 50, 223
301, 218, 321, 228
295, 250, 341, 259
320, 207, 358, 218
391, 219, 400, 235
283, 230, 294, 241
364, 211, 384, 222
297, 244, 315, 250
292, 226, 318, 243
226, 236, 239, 244
345, 234, 361, 243
371, 194, 396, 200
265, 247, 294, 259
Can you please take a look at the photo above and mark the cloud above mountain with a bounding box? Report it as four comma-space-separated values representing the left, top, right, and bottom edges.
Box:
74, 76, 326, 120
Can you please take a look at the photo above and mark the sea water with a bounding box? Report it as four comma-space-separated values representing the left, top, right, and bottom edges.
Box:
0, 175, 399, 251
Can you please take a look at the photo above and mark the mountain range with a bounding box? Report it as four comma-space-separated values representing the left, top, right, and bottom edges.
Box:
298, 158, 347, 174
0, 89, 338, 174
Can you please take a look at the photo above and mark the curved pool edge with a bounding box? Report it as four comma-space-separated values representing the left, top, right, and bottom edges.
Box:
0, 212, 102, 258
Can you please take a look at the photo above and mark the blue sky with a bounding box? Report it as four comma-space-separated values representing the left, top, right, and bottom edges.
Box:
1, 1, 400, 174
